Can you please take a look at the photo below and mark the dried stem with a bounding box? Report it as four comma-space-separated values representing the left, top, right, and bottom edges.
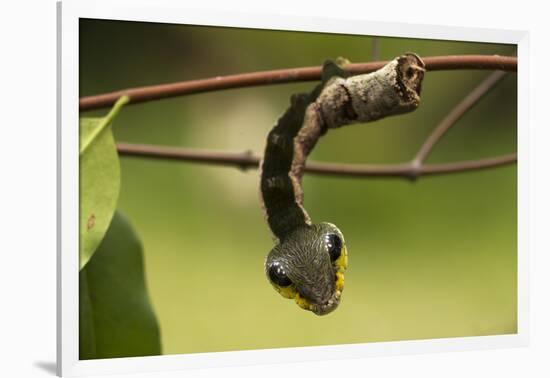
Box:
80, 55, 517, 112
117, 142, 516, 180
413, 70, 508, 165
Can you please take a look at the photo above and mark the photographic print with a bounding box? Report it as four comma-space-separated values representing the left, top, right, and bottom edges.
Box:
77, 18, 517, 360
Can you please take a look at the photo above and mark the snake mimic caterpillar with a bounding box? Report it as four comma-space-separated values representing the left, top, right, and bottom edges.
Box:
260, 53, 426, 315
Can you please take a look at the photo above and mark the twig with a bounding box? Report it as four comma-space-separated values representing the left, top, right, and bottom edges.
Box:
105, 54, 517, 181
413, 70, 508, 166
80, 55, 517, 111
116, 142, 516, 180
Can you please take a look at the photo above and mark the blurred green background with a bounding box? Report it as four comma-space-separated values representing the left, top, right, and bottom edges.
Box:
79, 19, 517, 355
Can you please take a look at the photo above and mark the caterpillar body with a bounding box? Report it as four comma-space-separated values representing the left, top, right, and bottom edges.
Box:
260, 54, 425, 315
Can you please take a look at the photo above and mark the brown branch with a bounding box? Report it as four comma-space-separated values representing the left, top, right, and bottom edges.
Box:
116, 142, 516, 180
102, 54, 517, 180
80, 55, 517, 111
413, 70, 508, 165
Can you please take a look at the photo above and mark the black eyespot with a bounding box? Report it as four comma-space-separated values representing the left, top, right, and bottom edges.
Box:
326, 234, 343, 261
268, 262, 292, 287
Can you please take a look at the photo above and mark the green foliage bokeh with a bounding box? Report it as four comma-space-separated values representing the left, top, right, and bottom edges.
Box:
80, 19, 517, 355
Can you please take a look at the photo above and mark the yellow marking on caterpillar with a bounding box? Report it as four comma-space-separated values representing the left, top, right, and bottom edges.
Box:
335, 246, 348, 272
271, 283, 315, 310
334, 246, 347, 292
335, 271, 345, 292
273, 283, 297, 299
295, 292, 314, 311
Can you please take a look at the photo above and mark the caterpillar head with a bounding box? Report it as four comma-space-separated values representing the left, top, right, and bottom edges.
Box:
264, 222, 348, 315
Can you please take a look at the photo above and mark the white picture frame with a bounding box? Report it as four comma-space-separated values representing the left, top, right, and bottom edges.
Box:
57, 1, 529, 376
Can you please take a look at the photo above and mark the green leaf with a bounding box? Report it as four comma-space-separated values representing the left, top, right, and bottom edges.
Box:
80, 96, 129, 269
79, 211, 162, 359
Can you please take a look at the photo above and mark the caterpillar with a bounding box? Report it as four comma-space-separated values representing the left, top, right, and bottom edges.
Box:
260, 53, 426, 315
